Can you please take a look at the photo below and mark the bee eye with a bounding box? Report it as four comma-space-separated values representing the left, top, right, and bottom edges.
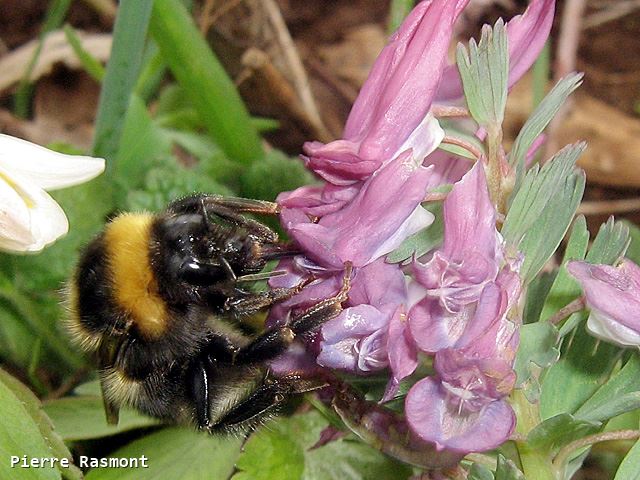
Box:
179, 260, 225, 286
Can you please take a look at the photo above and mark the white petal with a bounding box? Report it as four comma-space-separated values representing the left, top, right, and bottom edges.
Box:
0, 134, 105, 190
394, 112, 445, 164
587, 311, 640, 348
0, 173, 35, 251
366, 205, 435, 264
0, 166, 68, 252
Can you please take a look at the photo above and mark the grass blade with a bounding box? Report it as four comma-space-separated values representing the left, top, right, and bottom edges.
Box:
92, 0, 154, 166
150, 0, 264, 166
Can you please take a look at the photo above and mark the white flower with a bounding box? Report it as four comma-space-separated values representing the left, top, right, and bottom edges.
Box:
0, 134, 105, 253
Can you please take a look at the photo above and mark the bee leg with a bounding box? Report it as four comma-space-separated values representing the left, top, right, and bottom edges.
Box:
167, 194, 279, 243
188, 356, 215, 430
209, 374, 324, 433
233, 264, 351, 364
225, 281, 309, 318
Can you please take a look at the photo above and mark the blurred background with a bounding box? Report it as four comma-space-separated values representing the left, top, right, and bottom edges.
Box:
0, 1, 639, 478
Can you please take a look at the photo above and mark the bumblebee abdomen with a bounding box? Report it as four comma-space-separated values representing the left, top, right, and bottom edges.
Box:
68, 212, 171, 351
103, 213, 169, 341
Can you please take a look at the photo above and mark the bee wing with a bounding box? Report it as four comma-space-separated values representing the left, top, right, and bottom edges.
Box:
97, 339, 122, 425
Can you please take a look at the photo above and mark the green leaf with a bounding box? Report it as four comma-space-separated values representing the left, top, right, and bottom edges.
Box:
387, 0, 415, 33
575, 354, 640, 423
513, 322, 560, 387
84, 427, 242, 480
469, 463, 495, 480
113, 94, 172, 196
43, 395, 158, 441
126, 163, 232, 213
150, 0, 264, 166
539, 216, 589, 322
526, 413, 600, 452
234, 425, 305, 480
585, 217, 630, 264
495, 454, 525, 480
623, 220, 640, 264
0, 370, 82, 480
233, 411, 412, 480
615, 438, 640, 480
0, 372, 62, 480
540, 218, 630, 419
517, 169, 585, 283
456, 20, 508, 129
387, 202, 444, 264
540, 317, 621, 419
523, 271, 555, 324
510, 73, 583, 181
503, 143, 585, 245
63, 24, 105, 82
93, 0, 154, 165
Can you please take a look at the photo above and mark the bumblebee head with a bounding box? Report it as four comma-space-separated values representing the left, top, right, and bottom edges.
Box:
151, 208, 270, 293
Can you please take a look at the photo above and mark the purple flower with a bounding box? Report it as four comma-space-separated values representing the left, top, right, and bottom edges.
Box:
408, 161, 503, 353
317, 259, 407, 373
277, 0, 474, 270
568, 259, 640, 347
406, 278, 520, 452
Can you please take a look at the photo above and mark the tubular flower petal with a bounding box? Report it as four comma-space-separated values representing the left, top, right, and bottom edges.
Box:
277, 0, 468, 270
568, 259, 640, 347
0, 134, 105, 253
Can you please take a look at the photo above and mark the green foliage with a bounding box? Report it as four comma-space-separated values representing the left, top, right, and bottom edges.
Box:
63, 25, 105, 82
93, 0, 154, 165
514, 322, 560, 388
510, 73, 583, 185
84, 428, 243, 480
615, 438, 640, 480
538, 216, 589, 322
43, 396, 158, 442
495, 455, 525, 480
540, 219, 631, 420
150, 0, 264, 165
503, 144, 586, 283
233, 411, 412, 480
456, 20, 508, 130
0, 369, 81, 480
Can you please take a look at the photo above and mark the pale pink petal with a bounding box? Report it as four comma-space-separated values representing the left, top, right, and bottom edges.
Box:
289, 151, 435, 268
406, 377, 515, 453
344, 0, 461, 161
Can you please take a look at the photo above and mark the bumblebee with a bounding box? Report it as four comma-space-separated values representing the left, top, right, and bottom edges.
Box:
66, 194, 350, 433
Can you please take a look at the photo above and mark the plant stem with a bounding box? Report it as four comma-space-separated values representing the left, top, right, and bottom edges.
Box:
546, 297, 586, 325
552, 430, 640, 473
512, 389, 556, 480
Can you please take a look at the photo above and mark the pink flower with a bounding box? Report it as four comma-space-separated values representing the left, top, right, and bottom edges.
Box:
406, 274, 520, 453
277, 0, 472, 270
568, 259, 640, 347
317, 259, 407, 373
408, 162, 503, 353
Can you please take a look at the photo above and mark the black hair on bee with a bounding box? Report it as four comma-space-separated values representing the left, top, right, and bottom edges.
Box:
66, 194, 350, 433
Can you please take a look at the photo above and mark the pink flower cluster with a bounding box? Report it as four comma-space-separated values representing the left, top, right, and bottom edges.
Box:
271, 0, 555, 454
